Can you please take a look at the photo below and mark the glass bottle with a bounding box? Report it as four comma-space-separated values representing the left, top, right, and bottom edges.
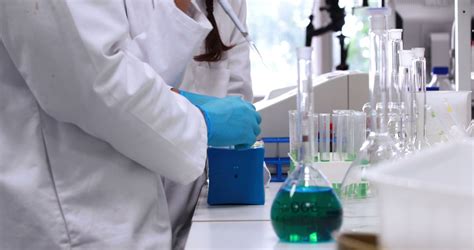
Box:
339, 8, 399, 233
271, 47, 342, 243
411, 48, 430, 150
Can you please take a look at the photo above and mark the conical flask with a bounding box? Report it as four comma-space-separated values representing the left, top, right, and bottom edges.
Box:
271, 47, 342, 243
340, 8, 399, 233
271, 164, 343, 243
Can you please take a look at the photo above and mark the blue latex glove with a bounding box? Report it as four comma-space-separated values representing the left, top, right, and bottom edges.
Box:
180, 90, 219, 106
198, 96, 261, 148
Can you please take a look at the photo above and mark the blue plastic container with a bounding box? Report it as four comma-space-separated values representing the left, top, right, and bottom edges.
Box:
207, 147, 265, 205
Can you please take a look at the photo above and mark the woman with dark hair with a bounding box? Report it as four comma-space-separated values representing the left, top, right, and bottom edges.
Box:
164, 0, 254, 249
0, 0, 260, 249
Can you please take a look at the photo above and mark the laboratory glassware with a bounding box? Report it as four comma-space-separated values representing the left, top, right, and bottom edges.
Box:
289, 110, 318, 174
288, 110, 297, 173
362, 103, 372, 136
319, 113, 331, 162
339, 8, 399, 233
425, 105, 450, 143
271, 162, 343, 243
312, 113, 319, 162
467, 120, 474, 137
387, 102, 403, 148
294, 47, 315, 165
332, 112, 350, 162
387, 29, 403, 105
339, 110, 360, 162
271, 47, 342, 243
352, 111, 366, 158
399, 50, 416, 154
428, 66, 454, 91
386, 29, 403, 145
411, 48, 430, 150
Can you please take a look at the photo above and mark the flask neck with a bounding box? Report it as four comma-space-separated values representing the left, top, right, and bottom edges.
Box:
369, 31, 388, 134
296, 48, 315, 165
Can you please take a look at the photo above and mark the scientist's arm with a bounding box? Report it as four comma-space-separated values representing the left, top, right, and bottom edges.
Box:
225, 0, 253, 102
0, 0, 207, 184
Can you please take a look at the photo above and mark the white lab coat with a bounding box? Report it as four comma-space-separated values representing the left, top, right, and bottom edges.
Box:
0, 0, 212, 249
163, 1, 253, 249
180, 0, 252, 101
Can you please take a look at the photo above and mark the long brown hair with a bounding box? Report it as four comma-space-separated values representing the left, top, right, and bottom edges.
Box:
194, 0, 234, 62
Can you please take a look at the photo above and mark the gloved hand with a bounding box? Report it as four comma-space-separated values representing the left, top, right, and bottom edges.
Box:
180, 90, 219, 106
198, 96, 261, 148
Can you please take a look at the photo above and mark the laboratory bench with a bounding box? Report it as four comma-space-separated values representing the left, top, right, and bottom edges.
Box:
186, 183, 337, 250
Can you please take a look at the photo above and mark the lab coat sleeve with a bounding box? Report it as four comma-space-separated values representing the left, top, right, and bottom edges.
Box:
0, 0, 208, 184
225, 0, 253, 102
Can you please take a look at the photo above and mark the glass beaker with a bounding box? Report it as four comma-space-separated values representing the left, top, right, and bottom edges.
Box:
340, 8, 399, 233
271, 47, 342, 243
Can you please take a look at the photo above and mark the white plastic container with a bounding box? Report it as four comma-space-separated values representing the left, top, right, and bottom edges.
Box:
367, 140, 474, 250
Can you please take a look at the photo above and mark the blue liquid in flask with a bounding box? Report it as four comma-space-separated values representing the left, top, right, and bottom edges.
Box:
271, 185, 342, 243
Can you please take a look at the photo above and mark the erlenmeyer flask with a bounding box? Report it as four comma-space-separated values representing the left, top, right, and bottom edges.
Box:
271, 47, 342, 243
340, 8, 399, 233
271, 164, 342, 243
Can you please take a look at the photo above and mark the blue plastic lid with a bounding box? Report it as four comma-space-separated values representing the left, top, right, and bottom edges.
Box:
426, 86, 440, 91
432, 66, 449, 75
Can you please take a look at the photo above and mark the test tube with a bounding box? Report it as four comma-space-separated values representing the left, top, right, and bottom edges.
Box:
307, 112, 316, 164
332, 112, 351, 162
319, 113, 331, 162
345, 112, 356, 161
353, 111, 367, 157
312, 113, 319, 162
332, 113, 342, 161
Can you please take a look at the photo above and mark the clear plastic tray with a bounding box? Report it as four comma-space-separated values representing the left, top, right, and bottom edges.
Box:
367, 140, 474, 250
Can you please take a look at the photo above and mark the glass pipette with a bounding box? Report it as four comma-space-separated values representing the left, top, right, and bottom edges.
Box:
217, 0, 267, 67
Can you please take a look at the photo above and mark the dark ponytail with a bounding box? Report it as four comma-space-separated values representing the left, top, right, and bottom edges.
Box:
194, 0, 234, 62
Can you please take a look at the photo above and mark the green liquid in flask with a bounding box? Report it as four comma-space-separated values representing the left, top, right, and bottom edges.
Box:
270, 186, 342, 243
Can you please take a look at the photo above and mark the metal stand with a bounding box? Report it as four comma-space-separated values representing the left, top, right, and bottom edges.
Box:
455, 0, 471, 91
